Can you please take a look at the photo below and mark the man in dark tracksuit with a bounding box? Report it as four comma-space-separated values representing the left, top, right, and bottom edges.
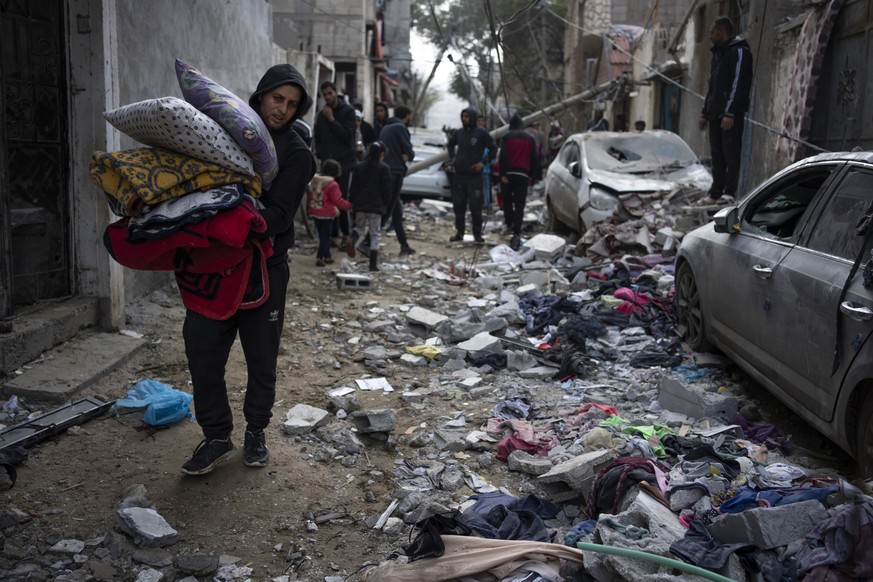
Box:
447, 106, 496, 243
181, 64, 315, 476
699, 16, 753, 204
378, 105, 416, 255
314, 81, 357, 241
499, 114, 541, 251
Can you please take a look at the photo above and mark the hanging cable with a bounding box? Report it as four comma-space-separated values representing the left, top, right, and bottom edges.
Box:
542, 5, 829, 153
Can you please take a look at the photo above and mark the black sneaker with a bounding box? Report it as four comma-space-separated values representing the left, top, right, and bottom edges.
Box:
181, 437, 234, 476
399, 245, 416, 256
509, 235, 521, 251
474, 236, 485, 244
243, 429, 270, 468
449, 233, 463, 242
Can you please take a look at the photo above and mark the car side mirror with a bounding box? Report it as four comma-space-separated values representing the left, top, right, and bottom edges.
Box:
568, 161, 581, 178
713, 206, 740, 234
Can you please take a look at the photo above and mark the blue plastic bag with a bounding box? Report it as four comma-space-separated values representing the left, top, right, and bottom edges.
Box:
113, 378, 194, 426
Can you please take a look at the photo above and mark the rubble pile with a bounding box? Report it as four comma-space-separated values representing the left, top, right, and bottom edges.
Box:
0, 193, 868, 581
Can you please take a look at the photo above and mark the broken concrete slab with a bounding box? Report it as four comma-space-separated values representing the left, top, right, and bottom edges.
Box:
3, 330, 145, 403
522, 233, 566, 261
350, 409, 396, 433
658, 375, 737, 420
457, 332, 503, 354
507, 450, 553, 475
708, 498, 829, 550
406, 307, 448, 332
115, 507, 178, 548
537, 449, 615, 502
281, 404, 331, 435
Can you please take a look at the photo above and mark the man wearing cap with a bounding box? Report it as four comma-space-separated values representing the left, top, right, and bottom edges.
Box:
180, 64, 316, 476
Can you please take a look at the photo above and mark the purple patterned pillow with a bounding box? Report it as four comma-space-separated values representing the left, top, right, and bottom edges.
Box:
176, 59, 278, 189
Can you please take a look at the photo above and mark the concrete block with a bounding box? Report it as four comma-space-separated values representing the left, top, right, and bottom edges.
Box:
433, 430, 467, 452
516, 283, 541, 297
406, 306, 448, 331
668, 487, 705, 511
116, 507, 178, 548
457, 331, 503, 354
522, 233, 566, 261
507, 450, 553, 475
507, 350, 538, 371
708, 499, 829, 550
538, 449, 615, 502
517, 366, 556, 379
350, 408, 396, 433
659, 375, 737, 420
335, 273, 372, 290
399, 353, 426, 367
282, 404, 331, 435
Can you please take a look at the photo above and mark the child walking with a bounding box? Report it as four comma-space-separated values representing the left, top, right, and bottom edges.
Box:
347, 142, 392, 271
307, 159, 351, 266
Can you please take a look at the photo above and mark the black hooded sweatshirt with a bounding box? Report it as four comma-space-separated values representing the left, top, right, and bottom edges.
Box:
447, 106, 496, 176
249, 64, 316, 263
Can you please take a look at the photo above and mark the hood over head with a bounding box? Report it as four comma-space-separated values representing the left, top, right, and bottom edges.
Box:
249, 64, 311, 128
509, 114, 523, 130
461, 106, 479, 128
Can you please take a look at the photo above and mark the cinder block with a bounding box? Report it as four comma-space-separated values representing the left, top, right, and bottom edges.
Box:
537, 449, 615, 502
349, 408, 396, 433
659, 375, 737, 420
507, 450, 553, 475
336, 273, 372, 290
708, 499, 828, 550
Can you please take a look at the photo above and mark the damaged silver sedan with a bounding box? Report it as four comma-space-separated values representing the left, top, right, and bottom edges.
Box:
675, 151, 873, 474
544, 130, 712, 233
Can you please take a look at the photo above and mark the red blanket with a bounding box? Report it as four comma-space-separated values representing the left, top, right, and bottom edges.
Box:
103, 199, 273, 319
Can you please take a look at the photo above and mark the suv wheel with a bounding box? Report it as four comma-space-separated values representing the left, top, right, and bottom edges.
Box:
675, 262, 712, 352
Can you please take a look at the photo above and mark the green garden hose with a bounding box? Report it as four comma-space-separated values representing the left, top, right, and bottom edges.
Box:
575, 541, 736, 582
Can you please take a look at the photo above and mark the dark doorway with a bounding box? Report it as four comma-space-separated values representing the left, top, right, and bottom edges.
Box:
0, 0, 70, 316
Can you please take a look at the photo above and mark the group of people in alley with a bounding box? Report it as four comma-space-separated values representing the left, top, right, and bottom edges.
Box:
178, 14, 753, 477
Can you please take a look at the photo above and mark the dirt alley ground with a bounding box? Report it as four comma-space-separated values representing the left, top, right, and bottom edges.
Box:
0, 207, 856, 581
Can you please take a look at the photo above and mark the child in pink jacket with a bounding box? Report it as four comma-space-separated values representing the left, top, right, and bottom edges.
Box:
307, 159, 351, 266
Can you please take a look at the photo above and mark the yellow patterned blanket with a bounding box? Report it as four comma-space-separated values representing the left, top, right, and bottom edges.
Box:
90, 147, 261, 217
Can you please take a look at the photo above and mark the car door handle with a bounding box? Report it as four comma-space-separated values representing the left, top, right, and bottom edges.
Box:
752, 264, 773, 279
841, 301, 873, 322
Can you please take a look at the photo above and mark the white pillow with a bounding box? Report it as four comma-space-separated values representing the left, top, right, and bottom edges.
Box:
104, 96, 255, 176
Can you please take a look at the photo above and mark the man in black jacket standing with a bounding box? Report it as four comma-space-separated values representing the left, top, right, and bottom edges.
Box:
181, 64, 316, 476
447, 106, 496, 243
314, 81, 357, 241
699, 16, 753, 205
378, 105, 416, 255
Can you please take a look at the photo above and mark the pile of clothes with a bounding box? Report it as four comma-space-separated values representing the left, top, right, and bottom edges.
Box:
90, 59, 278, 319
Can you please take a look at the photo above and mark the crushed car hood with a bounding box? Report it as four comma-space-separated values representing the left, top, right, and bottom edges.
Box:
587, 165, 712, 193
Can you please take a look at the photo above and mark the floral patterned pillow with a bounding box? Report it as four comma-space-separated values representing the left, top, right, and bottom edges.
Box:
103, 97, 255, 177
175, 59, 278, 189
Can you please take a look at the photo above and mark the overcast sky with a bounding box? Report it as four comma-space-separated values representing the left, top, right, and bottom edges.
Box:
409, 30, 466, 130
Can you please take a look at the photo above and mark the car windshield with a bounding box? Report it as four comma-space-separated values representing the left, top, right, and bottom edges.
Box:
583, 132, 698, 173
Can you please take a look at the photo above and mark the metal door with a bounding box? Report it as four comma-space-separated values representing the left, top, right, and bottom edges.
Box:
809, 0, 873, 151
0, 0, 69, 316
